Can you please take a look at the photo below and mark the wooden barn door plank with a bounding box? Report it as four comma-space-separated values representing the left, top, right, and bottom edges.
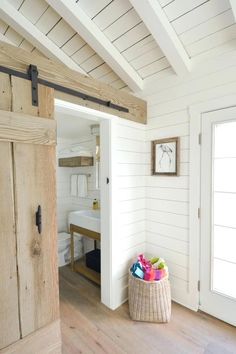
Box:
11, 77, 59, 337
0, 142, 20, 349
0, 73, 20, 349
13, 143, 59, 337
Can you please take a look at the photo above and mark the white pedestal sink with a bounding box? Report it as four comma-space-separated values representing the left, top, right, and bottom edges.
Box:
68, 210, 100, 233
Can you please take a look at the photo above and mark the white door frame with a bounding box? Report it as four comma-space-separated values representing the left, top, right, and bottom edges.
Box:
55, 99, 119, 309
189, 94, 236, 311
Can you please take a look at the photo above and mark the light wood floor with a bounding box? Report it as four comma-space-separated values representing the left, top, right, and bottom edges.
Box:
59, 267, 236, 354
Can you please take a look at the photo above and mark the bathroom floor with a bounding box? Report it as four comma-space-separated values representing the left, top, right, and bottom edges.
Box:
59, 266, 236, 354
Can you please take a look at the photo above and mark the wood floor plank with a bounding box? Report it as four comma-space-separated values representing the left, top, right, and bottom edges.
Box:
59, 267, 236, 354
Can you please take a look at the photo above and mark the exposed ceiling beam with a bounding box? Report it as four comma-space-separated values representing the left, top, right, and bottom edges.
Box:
45, 0, 143, 92
129, 0, 192, 77
0, 0, 87, 75
229, 0, 236, 21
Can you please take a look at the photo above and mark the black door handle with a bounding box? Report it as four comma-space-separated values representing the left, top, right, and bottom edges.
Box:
36, 205, 42, 234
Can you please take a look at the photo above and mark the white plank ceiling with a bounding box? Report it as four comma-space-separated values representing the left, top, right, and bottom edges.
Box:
0, 0, 235, 92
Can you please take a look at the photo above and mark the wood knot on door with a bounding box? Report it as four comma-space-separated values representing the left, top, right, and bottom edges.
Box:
32, 239, 41, 256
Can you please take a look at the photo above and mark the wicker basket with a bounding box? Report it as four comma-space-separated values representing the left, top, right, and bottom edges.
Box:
128, 271, 171, 323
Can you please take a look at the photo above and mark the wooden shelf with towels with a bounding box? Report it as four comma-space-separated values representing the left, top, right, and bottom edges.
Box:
58, 156, 93, 167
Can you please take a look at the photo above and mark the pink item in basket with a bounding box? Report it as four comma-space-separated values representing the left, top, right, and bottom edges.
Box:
154, 268, 167, 280
138, 254, 151, 271
144, 267, 155, 281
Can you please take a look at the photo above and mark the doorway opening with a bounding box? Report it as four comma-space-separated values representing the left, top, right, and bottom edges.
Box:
54, 98, 113, 307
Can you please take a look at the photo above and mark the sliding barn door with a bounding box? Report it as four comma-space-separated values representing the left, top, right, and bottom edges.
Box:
0, 74, 59, 349
0, 74, 20, 348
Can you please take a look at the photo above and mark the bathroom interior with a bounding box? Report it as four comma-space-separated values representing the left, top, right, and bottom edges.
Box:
55, 102, 102, 291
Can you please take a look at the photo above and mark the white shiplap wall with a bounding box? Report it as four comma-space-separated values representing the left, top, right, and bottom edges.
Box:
57, 136, 99, 233
111, 118, 147, 308
144, 48, 236, 309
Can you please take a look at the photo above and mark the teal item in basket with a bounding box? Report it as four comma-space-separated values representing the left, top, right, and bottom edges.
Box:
130, 262, 144, 279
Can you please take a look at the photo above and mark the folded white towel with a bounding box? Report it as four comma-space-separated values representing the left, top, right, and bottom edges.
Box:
77, 175, 88, 198
70, 175, 78, 197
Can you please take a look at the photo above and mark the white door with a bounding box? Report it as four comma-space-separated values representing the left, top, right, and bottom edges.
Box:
200, 106, 236, 326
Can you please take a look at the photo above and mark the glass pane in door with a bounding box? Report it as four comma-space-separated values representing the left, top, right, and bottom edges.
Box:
212, 121, 236, 299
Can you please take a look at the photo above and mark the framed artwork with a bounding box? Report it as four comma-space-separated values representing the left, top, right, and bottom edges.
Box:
151, 137, 179, 176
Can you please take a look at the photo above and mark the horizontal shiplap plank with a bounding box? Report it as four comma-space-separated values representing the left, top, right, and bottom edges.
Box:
180, 10, 235, 47
20, 0, 48, 24
118, 118, 146, 130
36, 7, 61, 35
146, 122, 189, 139
19, 39, 34, 52
47, 19, 75, 47
187, 24, 236, 58
172, 0, 230, 34
147, 220, 188, 242
147, 232, 189, 255
130, 47, 164, 70
163, 0, 207, 22
147, 209, 189, 228
113, 22, 149, 52
116, 124, 146, 141
5, 27, 23, 46
119, 209, 146, 226
93, 0, 132, 31
148, 65, 236, 108
118, 187, 146, 201
146, 186, 189, 202
167, 262, 188, 281
146, 242, 189, 268
117, 176, 146, 188
138, 58, 170, 79
71, 44, 95, 65
103, 8, 141, 42
61, 34, 86, 57
148, 81, 236, 117
119, 220, 146, 238
123, 36, 157, 62
168, 275, 188, 291
147, 110, 189, 129
146, 175, 189, 189
147, 198, 189, 215
120, 231, 146, 251
118, 243, 146, 265
116, 150, 149, 164
98, 71, 119, 84
80, 54, 104, 72
117, 164, 149, 176
89, 63, 111, 79
116, 137, 147, 152
77, 0, 112, 19
8, 0, 24, 9
118, 199, 146, 213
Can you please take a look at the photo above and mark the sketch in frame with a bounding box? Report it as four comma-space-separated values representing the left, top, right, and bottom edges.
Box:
151, 137, 179, 176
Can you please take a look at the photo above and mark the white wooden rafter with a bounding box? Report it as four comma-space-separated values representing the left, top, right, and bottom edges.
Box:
45, 0, 143, 92
129, 0, 192, 77
0, 0, 87, 75
229, 0, 236, 21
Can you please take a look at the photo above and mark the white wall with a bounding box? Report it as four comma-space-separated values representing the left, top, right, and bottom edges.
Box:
143, 50, 236, 309
111, 118, 147, 308
57, 136, 100, 234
